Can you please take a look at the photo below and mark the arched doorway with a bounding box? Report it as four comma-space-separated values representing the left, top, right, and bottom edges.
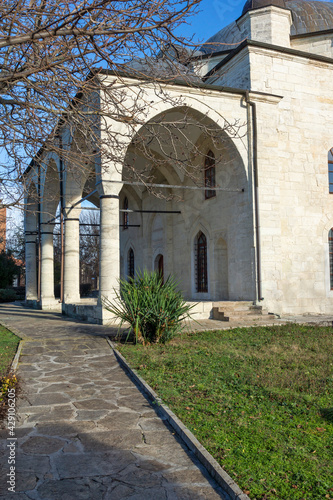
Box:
155, 254, 164, 283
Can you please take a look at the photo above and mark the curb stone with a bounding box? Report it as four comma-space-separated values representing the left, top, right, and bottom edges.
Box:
10, 340, 23, 372
107, 338, 250, 500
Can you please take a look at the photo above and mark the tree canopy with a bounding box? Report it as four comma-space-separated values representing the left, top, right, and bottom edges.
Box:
0, 0, 202, 207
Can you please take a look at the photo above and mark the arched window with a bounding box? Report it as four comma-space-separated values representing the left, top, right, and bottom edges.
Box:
204, 150, 216, 199
329, 149, 333, 193
195, 231, 208, 293
127, 248, 135, 279
123, 197, 129, 229
329, 230, 333, 289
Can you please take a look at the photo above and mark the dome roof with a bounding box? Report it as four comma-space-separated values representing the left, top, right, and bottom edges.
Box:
201, 0, 333, 54
242, 0, 287, 15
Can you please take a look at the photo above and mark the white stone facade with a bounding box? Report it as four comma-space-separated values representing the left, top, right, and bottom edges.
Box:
24, 0, 333, 322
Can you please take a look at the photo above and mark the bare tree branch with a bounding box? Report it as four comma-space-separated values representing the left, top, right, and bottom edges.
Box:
0, 0, 246, 209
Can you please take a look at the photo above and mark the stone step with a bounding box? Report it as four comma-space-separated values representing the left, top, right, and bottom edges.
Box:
212, 302, 274, 322
213, 301, 253, 311
231, 313, 279, 323
217, 308, 267, 317
212, 308, 230, 321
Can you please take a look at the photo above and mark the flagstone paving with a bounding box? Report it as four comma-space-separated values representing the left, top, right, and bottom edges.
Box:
0, 303, 230, 499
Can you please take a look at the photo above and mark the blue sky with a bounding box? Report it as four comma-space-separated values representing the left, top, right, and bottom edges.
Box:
176, 0, 244, 45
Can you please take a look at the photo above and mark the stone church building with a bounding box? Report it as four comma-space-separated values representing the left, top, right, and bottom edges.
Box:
24, 0, 333, 323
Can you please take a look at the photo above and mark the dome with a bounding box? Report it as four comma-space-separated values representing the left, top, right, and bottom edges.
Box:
200, 0, 333, 54
242, 0, 287, 15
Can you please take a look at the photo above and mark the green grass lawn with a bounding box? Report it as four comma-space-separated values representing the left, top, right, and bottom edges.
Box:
0, 325, 20, 377
118, 324, 333, 500
0, 325, 20, 417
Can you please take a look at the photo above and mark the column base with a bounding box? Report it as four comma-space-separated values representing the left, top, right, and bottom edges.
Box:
39, 298, 62, 311
63, 295, 81, 304
99, 306, 119, 325
25, 299, 39, 309
98, 293, 120, 325
61, 302, 119, 325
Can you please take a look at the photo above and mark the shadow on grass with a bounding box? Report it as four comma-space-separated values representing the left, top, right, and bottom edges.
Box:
320, 407, 333, 423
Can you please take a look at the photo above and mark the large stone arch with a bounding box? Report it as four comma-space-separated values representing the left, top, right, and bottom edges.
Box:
115, 102, 254, 302
130, 96, 248, 170
101, 90, 248, 189
122, 104, 247, 188
93, 90, 251, 322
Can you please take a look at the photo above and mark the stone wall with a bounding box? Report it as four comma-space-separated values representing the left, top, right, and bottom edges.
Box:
291, 33, 333, 59
212, 43, 333, 314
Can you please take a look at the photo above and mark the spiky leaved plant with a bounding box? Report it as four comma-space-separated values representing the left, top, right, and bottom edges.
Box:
103, 270, 194, 344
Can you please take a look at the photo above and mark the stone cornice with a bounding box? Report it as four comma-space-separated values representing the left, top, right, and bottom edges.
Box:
204, 39, 333, 80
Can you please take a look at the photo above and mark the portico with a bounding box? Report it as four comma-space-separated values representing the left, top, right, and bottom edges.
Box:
24, 81, 258, 324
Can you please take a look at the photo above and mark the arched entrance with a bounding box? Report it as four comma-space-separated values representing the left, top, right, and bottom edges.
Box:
121, 104, 253, 303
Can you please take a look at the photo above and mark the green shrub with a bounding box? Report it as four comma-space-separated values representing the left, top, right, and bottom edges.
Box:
103, 270, 194, 344
13, 287, 25, 300
0, 251, 19, 288
0, 289, 17, 303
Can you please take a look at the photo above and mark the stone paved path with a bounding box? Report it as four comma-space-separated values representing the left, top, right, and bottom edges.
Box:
0, 303, 229, 500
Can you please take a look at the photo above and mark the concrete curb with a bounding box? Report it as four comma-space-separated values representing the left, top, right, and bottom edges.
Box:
11, 340, 24, 372
107, 338, 250, 500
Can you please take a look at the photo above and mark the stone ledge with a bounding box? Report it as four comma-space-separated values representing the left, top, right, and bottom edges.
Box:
108, 339, 250, 500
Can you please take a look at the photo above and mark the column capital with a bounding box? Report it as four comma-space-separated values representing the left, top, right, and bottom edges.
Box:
64, 205, 81, 219
96, 180, 123, 198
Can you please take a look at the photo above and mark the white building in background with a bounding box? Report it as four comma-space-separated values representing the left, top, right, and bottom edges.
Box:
24, 0, 333, 323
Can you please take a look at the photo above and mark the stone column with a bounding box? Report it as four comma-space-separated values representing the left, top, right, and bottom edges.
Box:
25, 237, 37, 300
98, 194, 120, 307
40, 224, 55, 305
63, 209, 80, 303
25, 209, 38, 301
